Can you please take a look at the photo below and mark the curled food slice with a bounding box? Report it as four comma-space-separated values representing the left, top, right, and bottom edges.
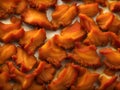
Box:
71, 67, 99, 90
82, 0, 108, 6
79, 13, 96, 32
68, 43, 101, 68
0, 44, 16, 64
0, 64, 9, 72
100, 48, 120, 70
1, 28, 24, 43
0, 16, 21, 30
0, 0, 17, 19
7, 62, 34, 90
0, 0, 28, 18
15, 0, 28, 14
78, 3, 99, 17
39, 38, 67, 67
53, 21, 85, 49
48, 63, 79, 90
13, 82, 46, 90
0, 18, 24, 43
0, 71, 13, 90
27, 82, 46, 90
96, 12, 120, 33
83, 26, 110, 46
36, 61, 56, 84
115, 82, 120, 90
29, 0, 57, 10
79, 14, 110, 46
19, 28, 46, 55
7, 61, 46, 90
109, 1, 120, 13
52, 4, 77, 29
110, 32, 120, 48
12, 47, 37, 72
22, 8, 53, 30
97, 74, 117, 90
108, 16, 120, 33
96, 12, 114, 30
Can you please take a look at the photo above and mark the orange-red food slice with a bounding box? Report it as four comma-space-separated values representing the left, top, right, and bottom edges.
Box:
39, 38, 67, 67
71, 67, 99, 90
0, 44, 16, 64
29, 0, 57, 10
22, 8, 53, 30
53, 21, 85, 49
78, 3, 99, 17
68, 43, 101, 68
48, 63, 79, 90
12, 47, 37, 72
100, 48, 120, 70
52, 4, 77, 29
19, 28, 46, 55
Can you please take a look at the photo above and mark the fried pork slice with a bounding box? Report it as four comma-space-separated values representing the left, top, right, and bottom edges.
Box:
0, 44, 16, 64
0, 64, 9, 72
0, 71, 13, 90
78, 3, 99, 17
110, 32, 120, 48
97, 74, 117, 90
79, 13, 96, 32
36, 61, 56, 84
83, 26, 110, 46
96, 12, 114, 30
0, 0, 28, 18
0, 0, 17, 19
7, 62, 32, 90
0, 17, 24, 43
7, 61, 46, 90
109, 1, 120, 13
1, 28, 24, 43
53, 21, 85, 49
13, 82, 46, 90
108, 16, 120, 33
0, 15, 21, 29
100, 48, 120, 70
48, 63, 79, 90
39, 38, 67, 67
96, 12, 120, 33
12, 47, 37, 72
27, 82, 46, 90
71, 67, 99, 90
82, 0, 108, 7
68, 43, 101, 68
115, 82, 120, 90
19, 28, 46, 55
79, 14, 110, 46
22, 8, 53, 30
52, 4, 77, 29
29, 0, 57, 10
15, 0, 28, 14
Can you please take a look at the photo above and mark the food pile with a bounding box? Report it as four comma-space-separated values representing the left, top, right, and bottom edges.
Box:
0, 0, 120, 90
